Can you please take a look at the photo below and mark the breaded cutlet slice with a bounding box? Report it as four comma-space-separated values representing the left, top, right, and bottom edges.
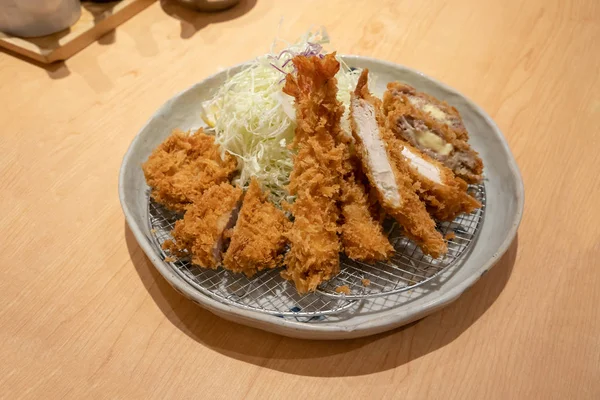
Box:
399, 141, 481, 221
163, 182, 243, 269
340, 157, 394, 262
351, 70, 447, 258
324, 73, 392, 262
383, 82, 483, 184
142, 128, 237, 212
222, 179, 291, 277
281, 53, 344, 293
386, 82, 470, 140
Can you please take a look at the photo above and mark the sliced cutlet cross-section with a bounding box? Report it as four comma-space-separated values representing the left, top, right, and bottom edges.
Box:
386, 82, 470, 140
222, 178, 291, 277
163, 182, 243, 268
142, 128, 237, 212
318, 67, 392, 263
339, 156, 394, 262
281, 53, 344, 293
400, 142, 481, 221
350, 70, 447, 258
383, 82, 483, 183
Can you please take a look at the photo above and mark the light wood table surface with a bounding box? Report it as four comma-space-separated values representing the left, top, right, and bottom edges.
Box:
1, 0, 599, 398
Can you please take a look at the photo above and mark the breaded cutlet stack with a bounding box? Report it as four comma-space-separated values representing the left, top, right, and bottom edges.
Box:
350, 70, 447, 258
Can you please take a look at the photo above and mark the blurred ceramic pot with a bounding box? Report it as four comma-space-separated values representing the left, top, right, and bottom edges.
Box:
0, 0, 81, 37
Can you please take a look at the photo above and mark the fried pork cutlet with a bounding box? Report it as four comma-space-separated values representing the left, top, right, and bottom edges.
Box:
281, 53, 345, 293
163, 183, 242, 268
142, 128, 237, 212
324, 72, 392, 262
383, 82, 483, 183
222, 179, 291, 277
339, 156, 394, 262
351, 70, 447, 258
400, 141, 481, 221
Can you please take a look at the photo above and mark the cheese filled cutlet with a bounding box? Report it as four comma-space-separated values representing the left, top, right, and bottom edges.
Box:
142, 128, 237, 212
222, 178, 291, 277
383, 82, 483, 184
163, 182, 242, 268
281, 53, 344, 293
399, 141, 481, 221
350, 70, 447, 258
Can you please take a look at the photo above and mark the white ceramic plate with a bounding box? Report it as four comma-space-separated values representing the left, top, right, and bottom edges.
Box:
119, 56, 524, 340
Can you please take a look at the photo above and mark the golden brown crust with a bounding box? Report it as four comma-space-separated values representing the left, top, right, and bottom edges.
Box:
163, 182, 242, 269
142, 129, 237, 212
335, 95, 392, 262
335, 285, 351, 295
398, 142, 481, 221
383, 83, 483, 183
351, 70, 447, 258
339, 164, 394, 262
385, 82, 470, 140
222, 179, 291, 277
281, 54, 344, 293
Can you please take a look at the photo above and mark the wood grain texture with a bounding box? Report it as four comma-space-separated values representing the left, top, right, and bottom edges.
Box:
0, 0, 598, 398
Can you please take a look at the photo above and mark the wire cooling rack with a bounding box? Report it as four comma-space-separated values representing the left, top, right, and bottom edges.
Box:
147, 184, 485, 317
317, 184, 486, 299
147, 200, 357, 318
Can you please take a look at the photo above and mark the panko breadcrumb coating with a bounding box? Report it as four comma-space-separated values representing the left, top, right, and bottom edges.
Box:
335, 285, 351, 295
281, 53, 344, 294
222, 179, 291, 277
339, 159, 394, 262
163, 182, 242, 268
142, 128, 237, 212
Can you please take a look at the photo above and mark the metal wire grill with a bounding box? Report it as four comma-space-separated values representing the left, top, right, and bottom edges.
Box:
147, 183, 485, 317
317, 184, 486, 299
147, 200, 357, 318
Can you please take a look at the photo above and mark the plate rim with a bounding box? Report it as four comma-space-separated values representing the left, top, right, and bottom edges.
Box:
119, 55, 525, 339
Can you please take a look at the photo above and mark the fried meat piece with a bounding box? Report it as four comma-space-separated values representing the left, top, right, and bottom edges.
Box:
281, 53, 344, 293
163, 183, 242, 268
350, 70, 447, 258
222, 179, 291, 277
339, 157, 394, 262
400, 142, 481, 221
383, 82, 483, 183
142, 128, 237, 212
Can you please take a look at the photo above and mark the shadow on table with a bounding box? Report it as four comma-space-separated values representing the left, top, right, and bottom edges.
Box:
160, 0, 257, 39
0, 43, 71, 80
82, 1, 118, 46
126, 222, 517, 377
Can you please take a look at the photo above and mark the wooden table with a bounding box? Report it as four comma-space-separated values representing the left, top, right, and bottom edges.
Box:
1, 0, 598, 398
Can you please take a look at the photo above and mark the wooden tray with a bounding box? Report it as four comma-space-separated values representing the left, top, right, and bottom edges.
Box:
0, 0, 155, 64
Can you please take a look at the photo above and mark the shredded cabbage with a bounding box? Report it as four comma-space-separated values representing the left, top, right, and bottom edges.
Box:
201, 28, 361, 205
